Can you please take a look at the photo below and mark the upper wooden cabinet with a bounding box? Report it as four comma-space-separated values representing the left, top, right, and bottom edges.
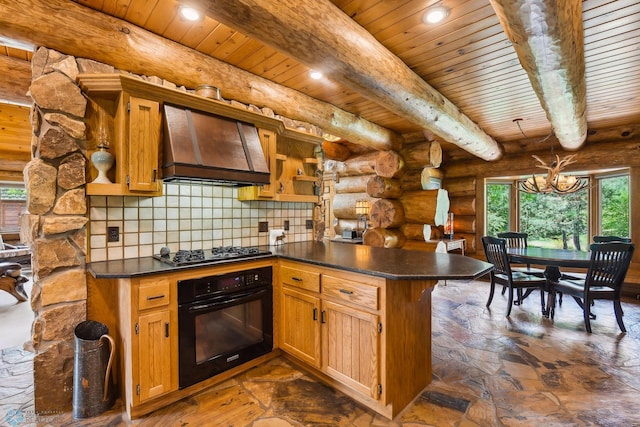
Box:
238, 128, 323, 203
79, 78, 163, 196
127, 97, 162, 193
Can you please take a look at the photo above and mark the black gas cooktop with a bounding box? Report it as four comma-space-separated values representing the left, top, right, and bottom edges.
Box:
153, 246, 272, 267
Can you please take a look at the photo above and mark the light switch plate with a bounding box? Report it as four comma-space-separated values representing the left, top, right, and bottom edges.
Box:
107, 226, 119, 242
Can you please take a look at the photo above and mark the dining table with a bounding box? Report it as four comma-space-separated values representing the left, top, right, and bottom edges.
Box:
506, 246, 592, 316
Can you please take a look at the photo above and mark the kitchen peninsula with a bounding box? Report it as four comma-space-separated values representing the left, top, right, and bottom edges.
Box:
87, 241, 492, 419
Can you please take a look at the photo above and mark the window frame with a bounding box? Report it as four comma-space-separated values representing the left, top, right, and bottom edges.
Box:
484, 168, 630, 246
593, 169, 631, 237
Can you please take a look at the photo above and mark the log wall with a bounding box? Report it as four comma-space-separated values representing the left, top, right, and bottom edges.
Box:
332, 140, 450, 252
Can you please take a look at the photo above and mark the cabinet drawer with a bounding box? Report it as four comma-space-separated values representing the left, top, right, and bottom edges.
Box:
281, 265, 320, 293
322, 275, 378, 310
138, 278, 171, 310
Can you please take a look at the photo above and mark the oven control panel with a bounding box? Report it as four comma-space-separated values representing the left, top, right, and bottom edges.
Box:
178, 266, 272, 304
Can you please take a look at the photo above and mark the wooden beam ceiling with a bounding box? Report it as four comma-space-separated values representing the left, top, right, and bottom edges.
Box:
0, 55, 32, 105
0, 0, 403, 152
187, 0, 503, 161
490, 0, 587, 151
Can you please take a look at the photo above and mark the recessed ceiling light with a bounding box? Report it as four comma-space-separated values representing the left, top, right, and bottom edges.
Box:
309, 70, 323, 80
423, 5, 450, 24
180, 6, 202, 22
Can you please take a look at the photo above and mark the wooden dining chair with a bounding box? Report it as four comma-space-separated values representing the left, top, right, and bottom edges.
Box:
482, 236, 548, 317
496, 232, 545, 277
561, 236, 632, 281
593, 236, 632, 243
548, 242, 635, 333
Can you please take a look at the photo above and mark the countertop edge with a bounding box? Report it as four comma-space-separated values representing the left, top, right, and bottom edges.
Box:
276, 253, 493, 281
88, 241, 493, 280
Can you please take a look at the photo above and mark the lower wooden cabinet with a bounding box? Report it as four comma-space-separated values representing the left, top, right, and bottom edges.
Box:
131, 277, 177, 405
278, 261, 383, 403
88, 274, 178, 418
136, 308, 173, 402
321, 300, 380, 399
280, 285, 321, 367
276, 259, 436, 419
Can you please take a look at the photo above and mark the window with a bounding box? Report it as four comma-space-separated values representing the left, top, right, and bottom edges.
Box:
597, 173, 629, 237
484, 169, 630, 251
486, 182, 511, 237
0, 187, 27, 232
519, 189, 588, 251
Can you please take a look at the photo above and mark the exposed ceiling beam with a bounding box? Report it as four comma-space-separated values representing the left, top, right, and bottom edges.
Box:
490, 0, 587, 151
0, 0, 403, 151
186, 0, 503, 161
0, 55, 32, 106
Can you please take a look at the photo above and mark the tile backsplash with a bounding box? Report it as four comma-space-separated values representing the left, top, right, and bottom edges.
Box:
89, 182, 314, 262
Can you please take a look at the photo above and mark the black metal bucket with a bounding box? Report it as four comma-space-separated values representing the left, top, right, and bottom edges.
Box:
72, 320, 115, 419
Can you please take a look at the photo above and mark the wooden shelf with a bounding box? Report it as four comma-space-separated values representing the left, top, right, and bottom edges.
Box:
86, 182, 121, 196
276, 193, 319, 203
292, 175, 317, 182
303, 157, 319, 164
275, 154, 288, 161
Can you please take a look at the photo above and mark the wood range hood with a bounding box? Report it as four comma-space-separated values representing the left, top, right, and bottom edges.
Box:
162, 103, 270, 186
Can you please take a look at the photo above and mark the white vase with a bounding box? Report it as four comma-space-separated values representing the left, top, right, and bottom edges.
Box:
91, 145, 114, 184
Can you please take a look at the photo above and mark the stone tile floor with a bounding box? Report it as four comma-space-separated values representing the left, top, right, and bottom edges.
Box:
1, 279, 640, 426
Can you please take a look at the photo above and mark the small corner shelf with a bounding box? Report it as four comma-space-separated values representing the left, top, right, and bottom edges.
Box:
276, 154, 288, 161
292, 175, 318, 182
303, 157, 319, 164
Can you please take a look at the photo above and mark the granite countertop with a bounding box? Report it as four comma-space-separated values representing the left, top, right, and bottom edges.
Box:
88, 240, 493, 280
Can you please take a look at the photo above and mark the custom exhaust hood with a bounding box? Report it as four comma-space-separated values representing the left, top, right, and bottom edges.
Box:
162, 104, 270, 186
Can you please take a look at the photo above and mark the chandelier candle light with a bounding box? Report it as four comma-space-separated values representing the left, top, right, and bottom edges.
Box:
519, 153, 589, 195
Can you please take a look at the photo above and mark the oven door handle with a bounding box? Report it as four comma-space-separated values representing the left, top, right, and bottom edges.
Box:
187, 288, 269, 312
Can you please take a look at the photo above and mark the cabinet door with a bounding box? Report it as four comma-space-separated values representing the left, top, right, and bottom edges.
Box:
238, 129, 277, 200
256, 129, 277, 198
280, 285, 321, 367
322, 300, 380, 400
128, 96, 161, 192
137, 309, 172, 402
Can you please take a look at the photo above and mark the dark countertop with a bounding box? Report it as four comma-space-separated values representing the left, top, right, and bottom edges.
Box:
88, 240, 493, 281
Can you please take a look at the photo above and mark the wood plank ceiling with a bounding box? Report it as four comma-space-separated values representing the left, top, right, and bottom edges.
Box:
0, 0, 639, 176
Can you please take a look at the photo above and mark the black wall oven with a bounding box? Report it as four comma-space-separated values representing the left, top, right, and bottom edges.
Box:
178, 266, 273, 389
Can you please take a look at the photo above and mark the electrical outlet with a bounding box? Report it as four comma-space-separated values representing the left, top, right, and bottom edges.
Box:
258, 221, 269, 232
306, 220, 314, 230
107, 226, 120, 242
284, 220, 290, 231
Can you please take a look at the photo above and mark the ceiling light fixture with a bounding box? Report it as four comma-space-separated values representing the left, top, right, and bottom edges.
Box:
179, 6, 202, 22
309, 70, 323, 80
513, 120, 589, 195
423, 4, 450, 24
519, 154, 589, 195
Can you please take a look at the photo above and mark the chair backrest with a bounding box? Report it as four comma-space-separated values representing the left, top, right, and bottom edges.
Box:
585, 242, 635, 293
593, 235, 631, 244
496, 232, 528, 249
482, 236, 512, 277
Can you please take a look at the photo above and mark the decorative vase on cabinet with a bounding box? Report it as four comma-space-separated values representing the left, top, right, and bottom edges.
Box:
91, 143, 114, 184
90, 123, 114, 184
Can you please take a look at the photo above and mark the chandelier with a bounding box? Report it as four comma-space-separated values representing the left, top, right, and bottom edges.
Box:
519, 153, 589, 194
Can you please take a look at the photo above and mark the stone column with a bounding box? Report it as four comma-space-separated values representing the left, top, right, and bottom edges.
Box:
20, 47, 101, 413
